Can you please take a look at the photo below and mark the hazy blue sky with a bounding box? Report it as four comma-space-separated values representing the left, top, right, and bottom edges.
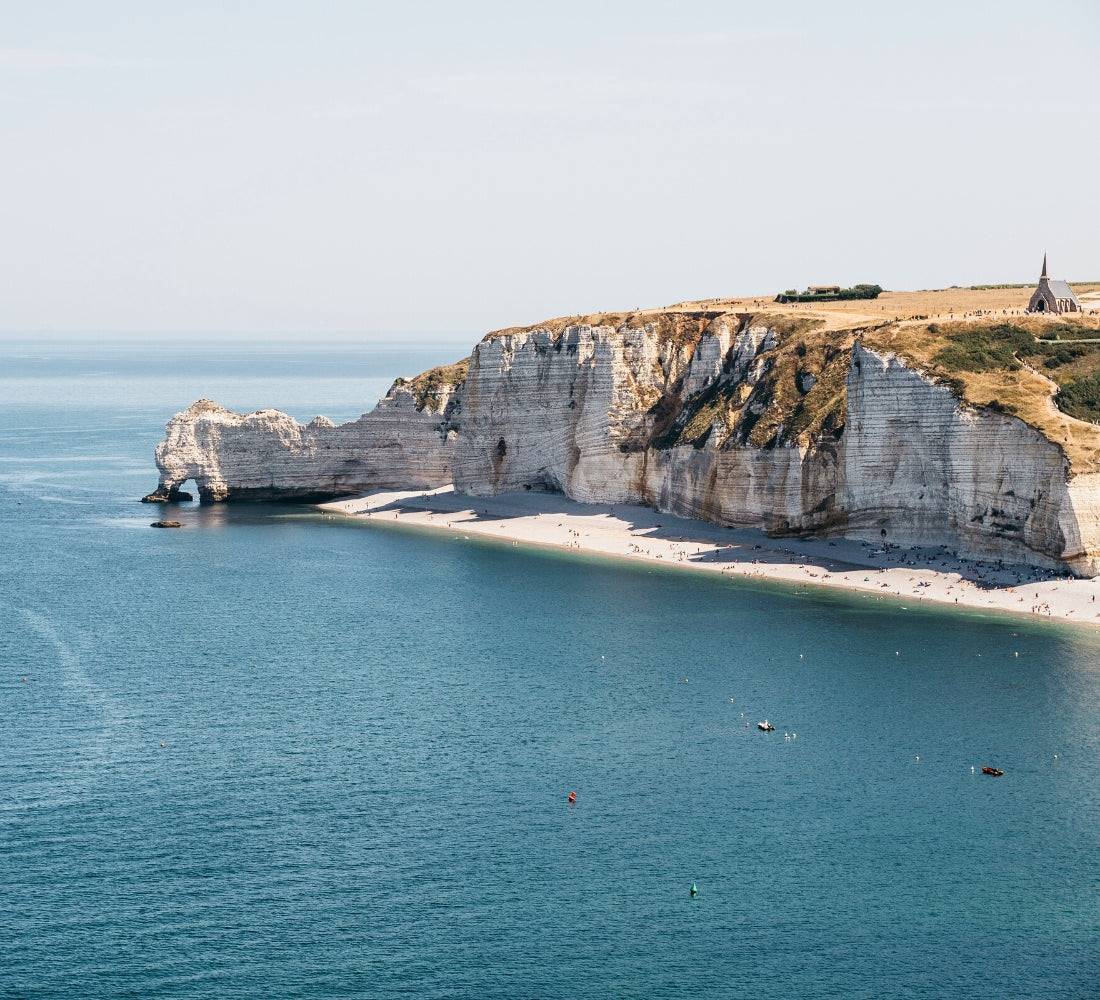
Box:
2, 1, 1097, 337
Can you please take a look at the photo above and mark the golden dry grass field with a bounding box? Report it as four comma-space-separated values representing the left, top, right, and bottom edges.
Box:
675, 284, 1100, 331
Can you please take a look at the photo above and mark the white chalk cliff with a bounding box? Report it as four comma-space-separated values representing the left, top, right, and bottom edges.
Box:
148, 312, 1100, 575
146, 375, 460, 503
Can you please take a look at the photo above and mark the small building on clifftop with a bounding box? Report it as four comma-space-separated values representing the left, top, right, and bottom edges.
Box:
1028, 254, 1081, 314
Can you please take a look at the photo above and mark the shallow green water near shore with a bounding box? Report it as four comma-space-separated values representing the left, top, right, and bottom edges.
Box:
2, 340, 1098, 999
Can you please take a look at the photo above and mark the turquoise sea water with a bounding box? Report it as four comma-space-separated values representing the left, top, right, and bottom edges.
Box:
1, 340, 1098, 999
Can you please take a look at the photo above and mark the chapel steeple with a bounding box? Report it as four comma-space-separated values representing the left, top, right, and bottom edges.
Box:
1027, 254, 1080, 314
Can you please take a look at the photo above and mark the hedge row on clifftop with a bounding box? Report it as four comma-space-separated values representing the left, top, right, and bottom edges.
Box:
775, 284, 883, 304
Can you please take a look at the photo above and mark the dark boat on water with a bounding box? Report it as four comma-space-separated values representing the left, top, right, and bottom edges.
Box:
981, 766, 1004, 777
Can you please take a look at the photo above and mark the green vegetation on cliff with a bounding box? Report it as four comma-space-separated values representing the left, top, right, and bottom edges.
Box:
394, 359, 469, 411
864, 314, 1100, 470
930, 321, 1100, 422
657, 313, 1100, 463
1056, 374, 1100, 424
934, 323, 1037, 373
655, 318, 851, 451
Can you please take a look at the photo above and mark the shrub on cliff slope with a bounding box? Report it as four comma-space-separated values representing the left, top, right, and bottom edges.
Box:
654, 322, 851, 451
871, 317, 1100, 467
935, 324, 1035, 373
395, 359, 470, 411
1056, 375, 1100, 424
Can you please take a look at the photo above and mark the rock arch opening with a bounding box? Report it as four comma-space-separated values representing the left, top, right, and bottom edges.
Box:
175, 479, 198, 502
141, 479, 195, 504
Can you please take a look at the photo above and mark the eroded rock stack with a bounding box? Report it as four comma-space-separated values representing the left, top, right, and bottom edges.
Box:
148, 375, 461, 503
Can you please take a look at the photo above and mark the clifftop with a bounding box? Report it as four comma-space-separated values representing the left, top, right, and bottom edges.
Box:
475, 297, 1100, 472
392, 359, 469, 413
486, 309, 821, 346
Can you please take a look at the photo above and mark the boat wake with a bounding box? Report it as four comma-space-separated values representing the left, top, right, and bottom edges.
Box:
0, 606, 136, 818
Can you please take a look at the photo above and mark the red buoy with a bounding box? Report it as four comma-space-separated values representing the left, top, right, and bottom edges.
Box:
567, 791, 577, 804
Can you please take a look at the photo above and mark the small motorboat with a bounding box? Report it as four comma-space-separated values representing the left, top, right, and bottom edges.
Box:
757, 720, 775, 732
981, 766, 1004, 777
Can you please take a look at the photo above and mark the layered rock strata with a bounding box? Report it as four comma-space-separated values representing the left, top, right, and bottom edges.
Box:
841, 346, 1100, 572
149, 314, 1100, 575
148, 376, 460, 503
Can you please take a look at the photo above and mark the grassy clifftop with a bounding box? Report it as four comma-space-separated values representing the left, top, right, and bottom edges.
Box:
393, 359, 469, 412
485, 309, 822, 349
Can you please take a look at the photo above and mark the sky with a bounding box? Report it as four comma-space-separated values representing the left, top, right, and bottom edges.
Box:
1, 0, 1098, 338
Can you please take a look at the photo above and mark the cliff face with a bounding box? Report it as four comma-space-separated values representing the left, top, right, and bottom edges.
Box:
148, 312, 1100, 575
453, 317, 844, 534
841, 346, 1085, 566
147, 377, 459, 503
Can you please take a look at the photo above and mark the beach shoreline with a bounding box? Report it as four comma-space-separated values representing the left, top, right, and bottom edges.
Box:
317, 487, 1100, 629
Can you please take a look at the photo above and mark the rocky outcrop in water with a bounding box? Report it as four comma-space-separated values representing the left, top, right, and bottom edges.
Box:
149, 313, 1100, 575
148, 367, 462, 503
141, 487, 193, 503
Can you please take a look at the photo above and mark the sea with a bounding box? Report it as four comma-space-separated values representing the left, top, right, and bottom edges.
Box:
1, 338, 1097, 999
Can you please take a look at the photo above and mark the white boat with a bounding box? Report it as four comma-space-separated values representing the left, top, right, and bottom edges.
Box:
757, 720, 775, 732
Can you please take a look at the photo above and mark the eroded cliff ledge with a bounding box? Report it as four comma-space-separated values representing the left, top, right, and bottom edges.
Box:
148, 307, 1100, 575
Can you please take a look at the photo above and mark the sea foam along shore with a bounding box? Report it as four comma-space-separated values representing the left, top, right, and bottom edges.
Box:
317, 487, 1100, 628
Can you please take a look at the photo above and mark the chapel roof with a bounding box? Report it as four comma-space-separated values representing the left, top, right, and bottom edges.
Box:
1046, 279, 1079, 302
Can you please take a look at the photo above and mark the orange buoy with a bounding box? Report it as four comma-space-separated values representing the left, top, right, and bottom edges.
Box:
567, 791, 577, 804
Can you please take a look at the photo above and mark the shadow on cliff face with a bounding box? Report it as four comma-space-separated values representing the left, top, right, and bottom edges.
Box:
362, 489, 1073, 592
